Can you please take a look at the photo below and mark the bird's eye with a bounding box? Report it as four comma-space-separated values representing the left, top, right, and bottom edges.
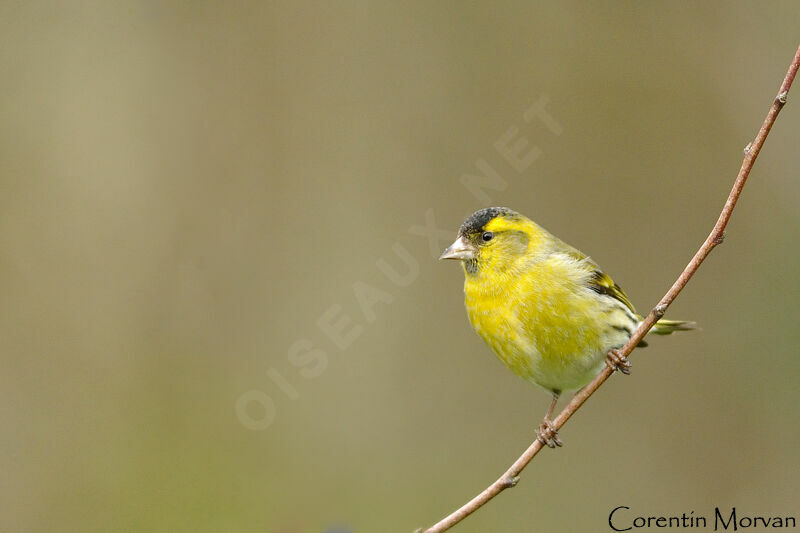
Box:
481, 231, 494, 242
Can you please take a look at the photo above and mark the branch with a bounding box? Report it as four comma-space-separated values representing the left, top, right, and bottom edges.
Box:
420, 44, 800, 533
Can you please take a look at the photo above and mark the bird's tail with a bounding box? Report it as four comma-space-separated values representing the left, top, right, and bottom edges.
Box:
650, 318, 697, 335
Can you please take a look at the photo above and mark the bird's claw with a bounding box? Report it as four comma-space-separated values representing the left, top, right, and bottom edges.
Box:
536, 419, 562, 448
606, 349, 631, 375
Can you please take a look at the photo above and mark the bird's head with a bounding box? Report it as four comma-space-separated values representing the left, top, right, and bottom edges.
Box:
440, 207, 544, 276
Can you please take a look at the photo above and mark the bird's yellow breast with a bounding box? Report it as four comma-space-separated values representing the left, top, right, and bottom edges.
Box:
463, 253, 619, 391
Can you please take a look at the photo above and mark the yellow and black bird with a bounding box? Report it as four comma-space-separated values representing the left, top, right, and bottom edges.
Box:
440, 207, 694, 447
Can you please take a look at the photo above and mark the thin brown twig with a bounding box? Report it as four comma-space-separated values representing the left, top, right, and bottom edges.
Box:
420, 44, 800, 533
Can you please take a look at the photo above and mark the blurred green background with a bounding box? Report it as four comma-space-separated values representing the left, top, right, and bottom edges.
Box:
2, 2, 799, 532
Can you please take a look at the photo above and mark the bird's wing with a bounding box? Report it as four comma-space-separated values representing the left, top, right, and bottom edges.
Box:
585, 268, 637, 316
551, 238, 638, 316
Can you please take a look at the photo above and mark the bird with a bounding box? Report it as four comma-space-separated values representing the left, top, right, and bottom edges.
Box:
440, 207, 694, 447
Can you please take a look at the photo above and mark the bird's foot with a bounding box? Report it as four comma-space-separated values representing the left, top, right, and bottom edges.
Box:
606, 348, 631, 375
536, 418, 562, 448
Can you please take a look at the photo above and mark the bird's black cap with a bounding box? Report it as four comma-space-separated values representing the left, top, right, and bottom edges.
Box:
458, 207, 518, 236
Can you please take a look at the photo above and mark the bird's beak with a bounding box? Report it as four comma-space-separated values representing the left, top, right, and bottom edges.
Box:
439, 236, 477, 261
